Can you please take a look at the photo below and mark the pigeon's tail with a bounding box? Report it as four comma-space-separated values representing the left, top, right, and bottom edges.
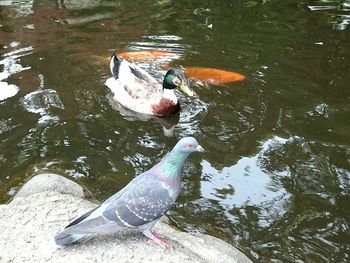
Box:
54, 206, 101, 246
54, 229, 83, 246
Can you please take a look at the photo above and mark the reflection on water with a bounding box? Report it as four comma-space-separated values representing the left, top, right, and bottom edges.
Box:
0, 44, 32, 100
308, 0, 350, 30
0, 0, 350, 262
0, 73, 18, 101
61, 0, 103, 10
0, 0, 34, 18
201, 136, 290, 208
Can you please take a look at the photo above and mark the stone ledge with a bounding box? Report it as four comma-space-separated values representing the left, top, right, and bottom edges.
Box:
13, 173, 85, 200
0, 173, 252, 263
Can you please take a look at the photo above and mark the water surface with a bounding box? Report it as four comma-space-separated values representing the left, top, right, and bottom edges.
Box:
1, 1, 349, 262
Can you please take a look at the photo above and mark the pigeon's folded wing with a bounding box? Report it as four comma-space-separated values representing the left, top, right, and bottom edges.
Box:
103, 177, 173, 227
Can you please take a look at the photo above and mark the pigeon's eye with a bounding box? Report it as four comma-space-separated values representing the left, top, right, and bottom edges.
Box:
188, 144, 192, 147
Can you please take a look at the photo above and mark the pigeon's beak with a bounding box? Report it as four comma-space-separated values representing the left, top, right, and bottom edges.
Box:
196, 145, 205, 152
179, 82, 196, 97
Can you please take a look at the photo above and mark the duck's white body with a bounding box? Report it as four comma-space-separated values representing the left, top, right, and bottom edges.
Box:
105, 55, 181, 116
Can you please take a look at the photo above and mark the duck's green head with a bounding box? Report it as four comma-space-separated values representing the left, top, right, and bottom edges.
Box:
163, 69, 195, 97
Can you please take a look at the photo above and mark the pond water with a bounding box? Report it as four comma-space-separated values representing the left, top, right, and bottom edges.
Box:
1, 0, 350, 262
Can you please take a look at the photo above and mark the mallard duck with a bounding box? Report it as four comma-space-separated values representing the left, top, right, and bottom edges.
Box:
105, 53, 195, 116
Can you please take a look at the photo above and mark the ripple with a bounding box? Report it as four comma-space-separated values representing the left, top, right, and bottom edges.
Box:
308, 5, 337, 11
177, 97, 209, 136
145, 35, 183, 41
306, 103, 329, 119
307, 0, 350, 30
21, 86, 64, 125
126, 34, 190, 63
123, 153, 151, 175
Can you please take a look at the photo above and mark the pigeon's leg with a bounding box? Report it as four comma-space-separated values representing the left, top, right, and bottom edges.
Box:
143, 228, 172, 249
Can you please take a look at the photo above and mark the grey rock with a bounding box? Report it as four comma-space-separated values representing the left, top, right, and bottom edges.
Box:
0, 173, 252, 263
13, 173, 85, 200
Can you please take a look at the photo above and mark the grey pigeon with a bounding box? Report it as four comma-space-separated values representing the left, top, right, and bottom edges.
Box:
54, 137, 204, 249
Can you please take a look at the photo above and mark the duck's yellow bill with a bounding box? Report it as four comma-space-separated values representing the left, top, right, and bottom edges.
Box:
179, 82, 196, 97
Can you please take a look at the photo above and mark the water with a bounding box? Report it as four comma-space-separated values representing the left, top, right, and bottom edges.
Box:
1, 1, 350, 262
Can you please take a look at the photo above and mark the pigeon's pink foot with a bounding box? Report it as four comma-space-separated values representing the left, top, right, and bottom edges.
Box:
147, 234, 172, 249
143, 228, 172, 249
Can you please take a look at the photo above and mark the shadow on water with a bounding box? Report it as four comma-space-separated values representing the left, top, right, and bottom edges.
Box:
0, 0, 350, 262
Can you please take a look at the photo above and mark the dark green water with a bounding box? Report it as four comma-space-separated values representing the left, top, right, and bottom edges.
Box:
1, 0, 350, 262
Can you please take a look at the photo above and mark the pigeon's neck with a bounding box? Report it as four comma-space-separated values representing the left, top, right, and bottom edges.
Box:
155, 150, 189, 181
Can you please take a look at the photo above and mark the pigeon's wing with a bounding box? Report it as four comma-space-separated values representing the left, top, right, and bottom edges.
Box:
56, 173, 173, 238
103, 176, 173, 227
56, 186, 131, 236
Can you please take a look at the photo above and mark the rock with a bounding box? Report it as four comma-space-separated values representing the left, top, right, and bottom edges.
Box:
0, 173, 252, 263
13, 173, 85, 200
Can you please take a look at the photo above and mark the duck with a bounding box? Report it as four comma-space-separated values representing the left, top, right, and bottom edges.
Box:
105, 53, 195, 116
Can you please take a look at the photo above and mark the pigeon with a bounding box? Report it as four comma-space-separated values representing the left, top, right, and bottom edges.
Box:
54, 137, 204, 249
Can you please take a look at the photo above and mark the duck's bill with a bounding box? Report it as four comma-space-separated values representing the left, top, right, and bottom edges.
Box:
179, 82, 196, 97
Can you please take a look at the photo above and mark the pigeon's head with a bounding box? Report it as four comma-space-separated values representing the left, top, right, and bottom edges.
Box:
174, 137, 204, 154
